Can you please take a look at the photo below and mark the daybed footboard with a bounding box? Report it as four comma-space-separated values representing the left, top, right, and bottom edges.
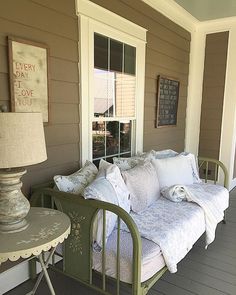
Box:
198, 156, 229, 223
30, 187, 167, 295
198, 156, 229, 189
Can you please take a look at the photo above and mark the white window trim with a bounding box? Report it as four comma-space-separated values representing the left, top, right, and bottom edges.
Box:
77, 0, 147, 164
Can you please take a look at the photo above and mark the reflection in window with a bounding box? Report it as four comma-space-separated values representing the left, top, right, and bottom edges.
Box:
92, 121, 105, 159
94, 70, 135, 118
106, 121, 119, 156
115, 73, 135, 117
120, 121, 131, 153
94, 69, 115, 117
92, 120, 132, 161
93, 33, 136, 162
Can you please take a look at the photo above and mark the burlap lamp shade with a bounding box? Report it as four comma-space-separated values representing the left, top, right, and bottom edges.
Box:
0, 112, 47, 232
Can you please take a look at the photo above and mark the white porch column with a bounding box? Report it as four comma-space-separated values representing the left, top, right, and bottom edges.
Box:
185, 28, 206, 155
219, 26, 236, 189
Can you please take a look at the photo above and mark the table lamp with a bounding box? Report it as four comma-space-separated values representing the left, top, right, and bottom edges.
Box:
0, 112, 47, 233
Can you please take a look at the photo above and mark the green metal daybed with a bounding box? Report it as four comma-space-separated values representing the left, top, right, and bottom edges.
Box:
30, 157, 229, 295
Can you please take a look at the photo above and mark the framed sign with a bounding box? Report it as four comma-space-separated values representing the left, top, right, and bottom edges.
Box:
156, 75, 179, 127
8, 36, 50, 123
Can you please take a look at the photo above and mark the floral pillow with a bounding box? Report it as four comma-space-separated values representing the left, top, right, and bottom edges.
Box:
114, 150, 179, 172
113, 155, 149, 171
53, 160, 98, 194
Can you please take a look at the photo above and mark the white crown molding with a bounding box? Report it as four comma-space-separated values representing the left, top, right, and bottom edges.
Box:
198, 16, 236, 33
142, 0, 236, 34
142, 0, 198, 33
76, 0, 147, 42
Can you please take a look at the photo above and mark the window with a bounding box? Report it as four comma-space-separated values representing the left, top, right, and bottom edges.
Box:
92, 34, 136, 164
78, 0, 146, 164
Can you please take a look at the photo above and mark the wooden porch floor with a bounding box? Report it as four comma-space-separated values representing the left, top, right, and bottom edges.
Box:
6, 189, 236, 295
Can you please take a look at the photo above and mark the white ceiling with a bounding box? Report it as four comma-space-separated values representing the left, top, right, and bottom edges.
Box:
174, 0, 236, 21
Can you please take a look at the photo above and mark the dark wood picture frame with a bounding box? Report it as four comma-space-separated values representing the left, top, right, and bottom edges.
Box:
156, 74, 180, 128
8, 36, 50, 124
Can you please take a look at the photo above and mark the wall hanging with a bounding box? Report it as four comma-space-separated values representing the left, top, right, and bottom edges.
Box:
156, 75, 179, 128
8, 36, 49, 123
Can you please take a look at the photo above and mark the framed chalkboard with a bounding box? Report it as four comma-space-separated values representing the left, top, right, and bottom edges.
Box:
156, 75, 179, 127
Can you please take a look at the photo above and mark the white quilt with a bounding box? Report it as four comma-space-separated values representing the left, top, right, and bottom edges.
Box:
181, 184, 229, 247
120, 183, 229, 273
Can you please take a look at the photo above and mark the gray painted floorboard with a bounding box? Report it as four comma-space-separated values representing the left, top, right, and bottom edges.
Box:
5, 189, 236, 295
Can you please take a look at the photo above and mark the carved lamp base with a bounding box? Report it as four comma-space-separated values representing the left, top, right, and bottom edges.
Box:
0, 168, 30, 233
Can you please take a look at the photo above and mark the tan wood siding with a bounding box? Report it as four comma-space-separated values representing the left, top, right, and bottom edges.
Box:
0, 0, 191, 194
198, 32, 229, 160
0, 0, 79, 195
91, 0, 191, 153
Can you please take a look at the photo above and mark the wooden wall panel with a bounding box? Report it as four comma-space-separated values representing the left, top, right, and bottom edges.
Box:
91, 0, 191, 153
198, 32, 229, 160
0, 0, 191, 192
0, 0, 79, 196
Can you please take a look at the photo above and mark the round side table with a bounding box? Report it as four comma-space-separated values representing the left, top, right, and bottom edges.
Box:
0, 207, 71, 295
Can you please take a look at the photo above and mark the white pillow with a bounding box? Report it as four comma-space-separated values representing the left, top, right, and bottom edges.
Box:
83, 162, 130, 247
121, 161, 160, 213
53, 161, 98, 194
180, 152, 201, 183
152, 155, 194, 189
99, 159, 131, 212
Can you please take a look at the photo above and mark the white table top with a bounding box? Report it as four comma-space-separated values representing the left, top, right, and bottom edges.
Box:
0, 207, 71, 264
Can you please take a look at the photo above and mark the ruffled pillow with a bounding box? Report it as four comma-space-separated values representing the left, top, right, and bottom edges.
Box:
54, 161, 97, 194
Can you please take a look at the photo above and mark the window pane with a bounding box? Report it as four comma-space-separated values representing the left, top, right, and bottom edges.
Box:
104, 156, 114, 163
120, 152, 131, 158
106, 121, 119, 156
94, 34, 108, 70
124, 44, 136, 75
115, 73, 136, 117
93, 35, 137, 161
93, 159, 100, 168
110, 39, 123, 72
120, 121, 131, 153
94, 69, 115, 117
93, 121, 105, 159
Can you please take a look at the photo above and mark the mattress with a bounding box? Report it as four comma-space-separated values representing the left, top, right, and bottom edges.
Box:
56, 231, 165, 284
93, 229, 166, 284
57, 182, 228, 284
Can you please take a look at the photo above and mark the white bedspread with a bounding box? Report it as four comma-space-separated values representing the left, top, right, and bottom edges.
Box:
121, 183, 229, 273
183, 184, 229, 247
